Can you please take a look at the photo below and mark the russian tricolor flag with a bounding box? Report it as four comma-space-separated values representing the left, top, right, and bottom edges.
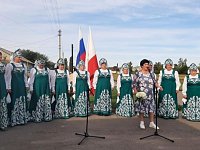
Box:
76, 27, 86, 66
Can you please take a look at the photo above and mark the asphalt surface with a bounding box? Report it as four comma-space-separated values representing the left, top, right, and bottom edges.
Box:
0, 115, 200, 150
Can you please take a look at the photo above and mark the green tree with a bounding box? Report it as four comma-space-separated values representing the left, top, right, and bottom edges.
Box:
128, 61, 133, 74
177, 58, 188, 74
154, 62, 163, 74
21, 49, 55, 69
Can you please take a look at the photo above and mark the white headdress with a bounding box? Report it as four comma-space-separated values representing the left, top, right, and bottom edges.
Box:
37, 59, 45, 65
120, 63, 129, 74
77, 60, 85, 68
99, 58, 107, 66
57, 58, 65, 65
164, 58, 174, 69
188, 63, 199, 74
10, 49, 22, 63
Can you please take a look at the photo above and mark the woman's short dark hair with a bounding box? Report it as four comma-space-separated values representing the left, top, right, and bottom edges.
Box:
140, 59, 149, 67
0, 52, 2, 56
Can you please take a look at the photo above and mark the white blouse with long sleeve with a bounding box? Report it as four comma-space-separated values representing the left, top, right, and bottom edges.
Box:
182, 74, 199, 96
93, 69, 114, 90
117, 73, 133, 94
29, 66, 51, 92
5, 62, 28, 90
50, 69, 70, 92
158, 69, 181, 91
73, 70, 91, 92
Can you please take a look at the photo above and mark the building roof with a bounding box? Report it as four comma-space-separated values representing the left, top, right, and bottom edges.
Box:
0, 47, 34, 64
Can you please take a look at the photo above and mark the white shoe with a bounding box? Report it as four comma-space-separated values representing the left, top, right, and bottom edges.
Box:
140, 121, 145, 129
149, 122, 159, 129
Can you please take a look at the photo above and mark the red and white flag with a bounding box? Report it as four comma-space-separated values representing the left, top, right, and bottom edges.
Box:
86, 27, 98, 92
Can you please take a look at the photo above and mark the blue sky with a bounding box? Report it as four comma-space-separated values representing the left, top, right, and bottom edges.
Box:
0, 0, 200, 67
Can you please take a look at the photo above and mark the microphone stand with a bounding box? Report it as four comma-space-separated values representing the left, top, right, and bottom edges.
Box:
74, 67, 105, 145
140, 70, 174, 143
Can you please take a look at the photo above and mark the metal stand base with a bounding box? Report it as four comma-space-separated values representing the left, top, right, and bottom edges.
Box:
140, 131, 174, 142
75, 132, 105, 145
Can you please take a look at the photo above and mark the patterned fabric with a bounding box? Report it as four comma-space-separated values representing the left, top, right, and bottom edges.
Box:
74, 70, 90, 117
121, 63, 129, 70
0, 98, 8, 130
183, 75, 200, 121
77, 60, 85, 68
184, 96, 200, 121
164, 58, 173, 66
54, 70, 69, 119
116, 74, 135, 117
158, 94, 178, 118
12, 49, 22, 58
94, 89, 112, 114
0, 63, 8, 130
55, 94, 69, 118
133, 71, 155, 115
158, 69, 178, 119
57, 58, 65, 65
99, 58, 107, 65
94, 69, 112, 115
31, 95, 52, 122
11, 96, 29, 126
189, 63, 198, 71
116, 95, 134, 117
37, 59, 45, 65
7, 63, 28, 126
74, 91, 90, 116
29, 68, 52, 122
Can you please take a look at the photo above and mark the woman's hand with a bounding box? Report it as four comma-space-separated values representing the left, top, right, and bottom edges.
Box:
159, 86, 163, 91
133, 88, 138, 94
7, 89, 11, 94
183, 95, 187, 99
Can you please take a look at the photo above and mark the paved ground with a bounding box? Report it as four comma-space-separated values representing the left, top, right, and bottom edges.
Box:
0, 115, 200, 150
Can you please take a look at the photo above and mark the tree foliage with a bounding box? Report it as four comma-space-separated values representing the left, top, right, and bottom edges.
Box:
154, 62, 163, 74
176, 58, 188, 74
21, 49, 55, 69
128, 61, 133, 74
154, 58, 189, 74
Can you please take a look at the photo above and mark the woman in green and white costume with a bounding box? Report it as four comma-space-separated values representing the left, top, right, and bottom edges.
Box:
73, 60, 91, 117
116, 63, 135, 117
51, 58, 70, 119
182, 63, 200, 121
5, 50, 29, 126
158, 59, 180, 119
0, 52, 8, 130
93, 58, 114, 116
29, 60, 52, 122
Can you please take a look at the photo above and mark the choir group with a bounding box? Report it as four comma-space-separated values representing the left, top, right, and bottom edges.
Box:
0, 50, 200, 131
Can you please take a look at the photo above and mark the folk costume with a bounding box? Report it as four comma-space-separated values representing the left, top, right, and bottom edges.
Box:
182, 63, 200, 121
93, 58, 114, 116
73, 60, 91, 117
5, 50, 29, 126
51, 58, 70, 119
29, 60, 52, 122
158, 59, 180, 119
116, 63, 135, 117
